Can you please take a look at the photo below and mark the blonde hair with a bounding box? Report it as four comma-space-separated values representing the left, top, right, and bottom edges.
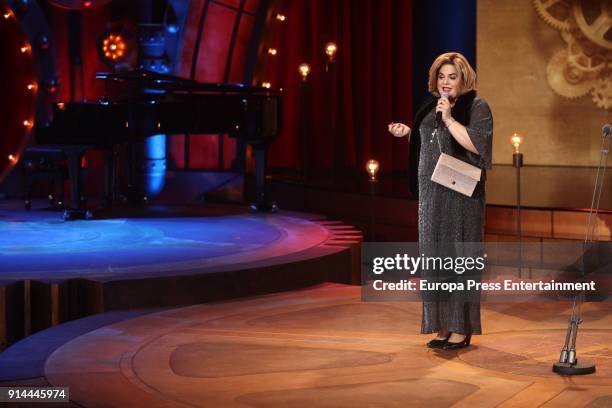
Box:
427, 52, 477, 97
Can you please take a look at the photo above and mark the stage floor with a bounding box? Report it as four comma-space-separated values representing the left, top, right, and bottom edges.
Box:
0, 201, 350, 283
5, 284, 610, 407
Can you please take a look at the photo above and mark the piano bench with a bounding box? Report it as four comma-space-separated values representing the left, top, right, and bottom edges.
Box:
21, 147, 68, 210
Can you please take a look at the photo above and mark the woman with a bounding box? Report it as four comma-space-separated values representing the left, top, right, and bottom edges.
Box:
388, 52, 493, 350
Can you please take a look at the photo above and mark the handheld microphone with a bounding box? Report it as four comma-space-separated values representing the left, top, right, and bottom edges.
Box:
603, 124, 611, 138
435, 92, 449, 128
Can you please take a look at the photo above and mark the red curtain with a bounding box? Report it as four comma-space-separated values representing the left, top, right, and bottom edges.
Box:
265, 0, 413, 174
0, 4, 37, 182
44, 6, 110, 196
175, 0, 261, 170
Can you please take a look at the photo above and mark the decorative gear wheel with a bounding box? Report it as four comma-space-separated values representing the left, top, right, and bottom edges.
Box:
560, 29, 574, 44
547, 50, 596, 98
591, 76, 612, 109
573, 0, 612, 51
566, 35, 607, 78
534, 0, 573, 31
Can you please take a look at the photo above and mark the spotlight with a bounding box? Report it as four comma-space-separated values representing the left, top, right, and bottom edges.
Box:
267, 48, 277, 56
20, 43, 31, 54
23, 120, 33, 129
365, 159, 380, 181
275, 13, 286, 22
262, 82, 271, 89
27, 83, 37, 91
325, 42, 337, 62
165, 2, 179, 33
99, 32, 128, 63
97, 29, 135, 68
3, 9, 14, 19
8, 154, 17, 163
298, 63, 310, 80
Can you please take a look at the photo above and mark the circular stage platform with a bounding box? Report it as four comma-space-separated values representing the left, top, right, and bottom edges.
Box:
2, 284, 610, 407
0, 200, 362, 345
0, 201, 359, 282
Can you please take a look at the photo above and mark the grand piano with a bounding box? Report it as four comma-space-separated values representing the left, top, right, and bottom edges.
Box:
35, 70, 281, 218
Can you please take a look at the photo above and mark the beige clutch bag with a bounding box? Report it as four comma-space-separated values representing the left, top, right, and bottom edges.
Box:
431, 152, 482, 197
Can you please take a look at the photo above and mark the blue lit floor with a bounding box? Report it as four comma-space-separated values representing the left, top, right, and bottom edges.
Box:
0, 201, 331, 283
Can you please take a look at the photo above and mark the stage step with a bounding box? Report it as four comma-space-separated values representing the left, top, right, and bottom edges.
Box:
0, 203, 363, 350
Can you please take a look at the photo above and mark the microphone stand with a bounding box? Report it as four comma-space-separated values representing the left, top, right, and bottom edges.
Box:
552, 124, 611, 375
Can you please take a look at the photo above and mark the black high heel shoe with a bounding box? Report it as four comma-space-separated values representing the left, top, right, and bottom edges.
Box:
442, 334, 472, 350
427, 334, 450, 349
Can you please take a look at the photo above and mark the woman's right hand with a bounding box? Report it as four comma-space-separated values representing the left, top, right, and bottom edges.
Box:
388, 122, 411, 140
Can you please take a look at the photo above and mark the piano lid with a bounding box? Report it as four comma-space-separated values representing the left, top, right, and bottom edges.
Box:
95, 70, 280, 95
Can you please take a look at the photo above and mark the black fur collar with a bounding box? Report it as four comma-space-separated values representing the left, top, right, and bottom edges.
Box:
450, 90, 477, 126
414, 90, 477, 129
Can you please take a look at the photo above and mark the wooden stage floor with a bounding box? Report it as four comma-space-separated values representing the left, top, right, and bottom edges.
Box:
1, 284, 611, 407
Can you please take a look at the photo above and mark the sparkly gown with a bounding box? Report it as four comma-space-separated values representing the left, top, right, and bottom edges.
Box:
418, 96, 493, 335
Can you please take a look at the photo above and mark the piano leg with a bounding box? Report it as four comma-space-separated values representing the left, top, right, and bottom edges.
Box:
63, 146, 92, 220
125, 141, 147, 204
249, 146, 278, 213
255, 146, 265, 203
24, 165, 33, 211
102, 148, 117, 208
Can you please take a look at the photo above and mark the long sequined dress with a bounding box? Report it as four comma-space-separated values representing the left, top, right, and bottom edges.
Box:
418, 96, 493, 335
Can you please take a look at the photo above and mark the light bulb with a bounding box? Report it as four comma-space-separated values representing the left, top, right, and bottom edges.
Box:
366, 159, 380, 181
325, 42, 337, 61
510, 132, 523, 152
298, 63, 310, 80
